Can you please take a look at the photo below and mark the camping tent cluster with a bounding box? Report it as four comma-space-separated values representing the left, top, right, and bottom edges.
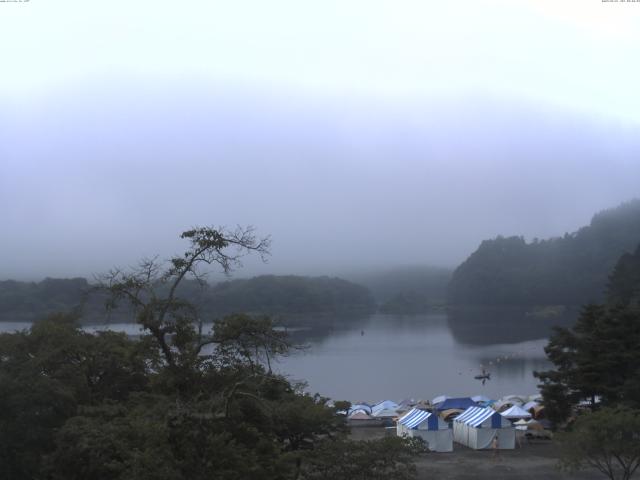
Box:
346, 394, 547, 452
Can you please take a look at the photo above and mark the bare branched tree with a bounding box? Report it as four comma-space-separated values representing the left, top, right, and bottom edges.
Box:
96, 226, 271, 371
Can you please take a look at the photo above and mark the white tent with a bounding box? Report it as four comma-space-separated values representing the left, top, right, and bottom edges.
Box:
501, 405, 532, 419
348, 409, 371, 418
372, 400, 399, 413
348, 403, 372, 415
522, 401, 539, 412
397, 408, 453, 452
453, 406, 515, 450
372, 408, 398, 418
371, 400, 400, 418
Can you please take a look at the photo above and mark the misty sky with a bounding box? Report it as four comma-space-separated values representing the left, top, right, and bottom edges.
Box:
1, 1, 640, 280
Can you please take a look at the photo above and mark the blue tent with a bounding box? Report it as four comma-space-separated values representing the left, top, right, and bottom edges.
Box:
435, 397, 478, 411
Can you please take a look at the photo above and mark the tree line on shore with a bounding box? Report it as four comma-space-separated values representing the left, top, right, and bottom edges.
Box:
0, 274, 377, 324
0, 227, 422, 480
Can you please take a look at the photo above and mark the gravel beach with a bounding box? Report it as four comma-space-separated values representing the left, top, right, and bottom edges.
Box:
350, 428, 605, 479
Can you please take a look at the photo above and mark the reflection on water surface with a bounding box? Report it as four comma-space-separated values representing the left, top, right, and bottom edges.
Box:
0, 308, 576, 402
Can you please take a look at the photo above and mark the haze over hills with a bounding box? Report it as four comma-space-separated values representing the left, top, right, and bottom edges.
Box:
2, 199, 639, 321
4, 87, 640, 282
448, 199, 640, 306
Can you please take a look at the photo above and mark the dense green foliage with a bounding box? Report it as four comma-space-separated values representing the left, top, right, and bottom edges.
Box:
535, 243, 640, 425
301, 436, 422, 480
0, 314, 351, 480
608, 243, 640, 308
0, 227, 419, 479
448, 199, 640, 306
0, 275, 375, 323
535, 304, 640, 424
0, 277, 89, 321
558, 407, 640, 480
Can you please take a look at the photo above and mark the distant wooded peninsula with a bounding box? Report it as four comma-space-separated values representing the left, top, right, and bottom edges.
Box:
1, 199, 639, 322
448, 199, 640, 306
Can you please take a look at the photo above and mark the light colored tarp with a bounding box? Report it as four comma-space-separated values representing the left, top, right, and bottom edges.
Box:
501, 405, 532, 419
372, 400, 399, 415
371, 408, 398, 418
522, 401, 539, 412
348, 409, 371, 418
348, 403, 372, 414
349, 411, 372, 420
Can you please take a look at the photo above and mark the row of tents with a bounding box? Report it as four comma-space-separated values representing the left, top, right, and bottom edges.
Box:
343, 395, 550, 453
347, 395, 545, 423
397, 406, 516, 452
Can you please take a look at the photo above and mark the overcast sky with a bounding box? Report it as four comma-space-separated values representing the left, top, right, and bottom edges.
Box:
1, 0, 640, 280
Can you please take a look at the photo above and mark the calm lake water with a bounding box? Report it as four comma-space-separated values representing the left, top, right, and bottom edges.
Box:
0, 308, 576, 403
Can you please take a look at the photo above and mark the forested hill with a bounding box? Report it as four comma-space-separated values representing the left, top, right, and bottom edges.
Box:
448, 199, 640, 306
0, 275, 376, 322
0, 277, 90, 321
203, 275, 376, 316
607, 242, 640, 308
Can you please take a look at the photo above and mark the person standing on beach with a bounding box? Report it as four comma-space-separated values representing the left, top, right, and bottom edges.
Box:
492, 435, 499, 461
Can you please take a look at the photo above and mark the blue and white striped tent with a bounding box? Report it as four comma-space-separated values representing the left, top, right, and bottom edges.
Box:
453, 406, 515, 450
396, 409, 453, 452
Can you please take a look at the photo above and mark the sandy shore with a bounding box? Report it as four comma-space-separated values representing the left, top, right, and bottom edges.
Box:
350, 428, 604, 479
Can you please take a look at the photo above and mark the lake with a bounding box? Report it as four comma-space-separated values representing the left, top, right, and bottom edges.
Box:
0, 307, 577, 403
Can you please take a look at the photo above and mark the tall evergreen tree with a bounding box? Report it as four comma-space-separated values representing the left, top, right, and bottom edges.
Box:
536, 244, 640, 425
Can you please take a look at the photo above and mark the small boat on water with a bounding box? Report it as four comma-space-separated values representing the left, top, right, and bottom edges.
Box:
474, 369, 491, 383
